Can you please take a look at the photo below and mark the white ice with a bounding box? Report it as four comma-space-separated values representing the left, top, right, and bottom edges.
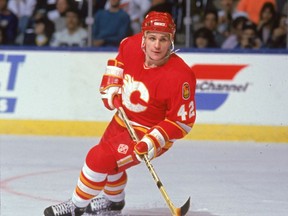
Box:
0, 135, 288, 216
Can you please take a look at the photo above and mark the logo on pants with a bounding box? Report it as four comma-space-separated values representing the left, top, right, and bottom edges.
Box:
118, 144, 129, 154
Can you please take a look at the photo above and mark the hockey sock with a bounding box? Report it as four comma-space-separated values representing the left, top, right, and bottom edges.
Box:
103, 171, 127, 202
72, 163, 107, 208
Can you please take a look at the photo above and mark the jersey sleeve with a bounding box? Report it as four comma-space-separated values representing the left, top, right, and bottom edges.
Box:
116, 33, 143, 64
166, 73, 196, 138
149, 65, 196, 151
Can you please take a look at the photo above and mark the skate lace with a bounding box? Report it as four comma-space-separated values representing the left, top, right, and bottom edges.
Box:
52, 199, 75, 216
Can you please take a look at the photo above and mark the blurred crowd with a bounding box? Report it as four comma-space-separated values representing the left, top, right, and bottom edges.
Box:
0, 0, 287, 49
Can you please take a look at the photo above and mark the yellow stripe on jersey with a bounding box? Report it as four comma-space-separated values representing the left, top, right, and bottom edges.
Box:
114, 113, 126, 128
114, 113, 148, 134
164, 119, 188, 137
163, 141, 174, 150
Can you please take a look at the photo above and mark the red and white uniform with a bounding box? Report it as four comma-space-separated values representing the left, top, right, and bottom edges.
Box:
97, 32, 197, 171
72, 33, 196, 207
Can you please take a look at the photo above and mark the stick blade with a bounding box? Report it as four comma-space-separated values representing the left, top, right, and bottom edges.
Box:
181, 197, 191, 216
174, 197, 190, 216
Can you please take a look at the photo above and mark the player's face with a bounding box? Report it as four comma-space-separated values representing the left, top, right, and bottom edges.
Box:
144, 32, 171, 65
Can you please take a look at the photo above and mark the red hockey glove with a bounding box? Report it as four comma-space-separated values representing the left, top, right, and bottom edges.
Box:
134, 128, 166, 161
134, 141, 149, 156
100, 59, 124, 110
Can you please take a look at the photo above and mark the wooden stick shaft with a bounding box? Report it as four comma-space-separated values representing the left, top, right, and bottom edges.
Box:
116, 105, 179, 215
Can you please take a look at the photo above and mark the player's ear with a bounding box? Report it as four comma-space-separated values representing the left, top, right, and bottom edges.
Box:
141, 36, 146, 50
170, 40, 174, 52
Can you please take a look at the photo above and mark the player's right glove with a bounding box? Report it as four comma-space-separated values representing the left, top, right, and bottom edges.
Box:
100, 59, 124, 110
134, 127, 166, 161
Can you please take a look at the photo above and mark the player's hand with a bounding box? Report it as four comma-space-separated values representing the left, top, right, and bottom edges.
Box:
134, 141, 148, 155
134, 128, 165, 161
133, 141, 148, 161
101, 87, 121, 110
134, 138, 160, 161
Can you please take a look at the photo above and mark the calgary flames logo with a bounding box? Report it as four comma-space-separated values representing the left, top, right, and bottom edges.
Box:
122, 74, 149, 112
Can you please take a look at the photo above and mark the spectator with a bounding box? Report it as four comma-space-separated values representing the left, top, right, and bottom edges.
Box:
74, 0, 88, 25
22, 8, 47, 45
257, 2, 278, 46
0, 0, 18, 45
48, 0, 73, 32
221, 15, 248, 49
203, 10, 226, 47
236, 0, 276, 25
193, 27, 217, 48
23, 16, 55, 46
50, 8, 88, 47
187, 0, 218, 32
94, 0, 108, 13
7, 0, 36, 43
217, 0, 237, 37
105, 0, 151, 34
235, 21, 262, 49
92, 0, 130, 47
266, 14, 287, 48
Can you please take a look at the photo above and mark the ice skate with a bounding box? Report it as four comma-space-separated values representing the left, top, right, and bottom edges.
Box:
85, 196, 125, 215
43, 199, 86, 216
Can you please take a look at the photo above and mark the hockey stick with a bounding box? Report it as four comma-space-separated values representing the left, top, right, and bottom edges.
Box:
113, 96, 190, 216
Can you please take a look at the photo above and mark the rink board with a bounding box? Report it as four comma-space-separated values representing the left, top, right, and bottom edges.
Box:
0, 49, 287, 142
0, 119, 287, 143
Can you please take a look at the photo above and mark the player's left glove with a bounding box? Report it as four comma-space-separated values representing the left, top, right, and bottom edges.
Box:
134, 128, 166, 161
100, 59, 124, 110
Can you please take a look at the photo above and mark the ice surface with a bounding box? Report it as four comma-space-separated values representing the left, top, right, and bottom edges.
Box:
1, 136, 287, 216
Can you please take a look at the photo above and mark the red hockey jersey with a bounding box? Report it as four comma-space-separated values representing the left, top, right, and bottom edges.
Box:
115, 33, 196, 143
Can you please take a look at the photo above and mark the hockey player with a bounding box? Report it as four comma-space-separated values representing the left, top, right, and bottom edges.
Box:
43, 11, 196, 216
